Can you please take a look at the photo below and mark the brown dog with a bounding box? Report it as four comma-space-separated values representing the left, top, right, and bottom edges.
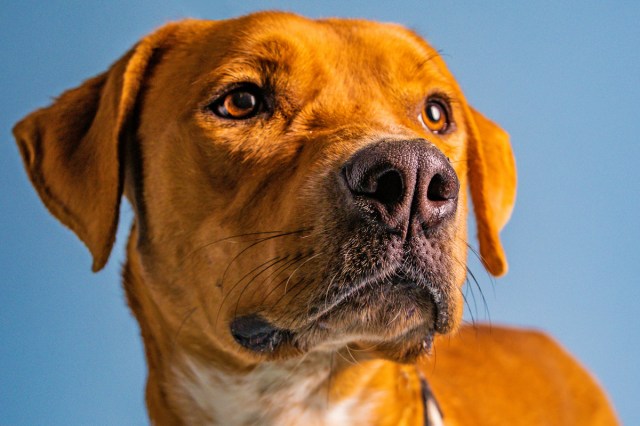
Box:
14, 11, 617, 425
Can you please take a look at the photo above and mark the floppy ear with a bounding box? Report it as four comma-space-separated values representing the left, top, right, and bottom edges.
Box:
465, 106, 517, 277
13, 26, 175, 272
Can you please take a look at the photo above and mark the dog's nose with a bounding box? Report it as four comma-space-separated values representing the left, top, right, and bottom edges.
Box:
341, 139, 459, 234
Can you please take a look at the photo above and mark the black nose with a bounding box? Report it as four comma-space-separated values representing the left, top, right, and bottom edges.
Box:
341, 139, 459, 235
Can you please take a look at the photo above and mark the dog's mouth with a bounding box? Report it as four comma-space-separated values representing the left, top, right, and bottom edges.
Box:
230, 274, 449, 359
230, 314, 294, 353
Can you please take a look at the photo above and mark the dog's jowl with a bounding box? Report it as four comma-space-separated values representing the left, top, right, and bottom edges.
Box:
14, 11, 618, 425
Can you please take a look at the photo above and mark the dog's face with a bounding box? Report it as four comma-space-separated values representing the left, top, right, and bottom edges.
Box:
14, 12, 516, 365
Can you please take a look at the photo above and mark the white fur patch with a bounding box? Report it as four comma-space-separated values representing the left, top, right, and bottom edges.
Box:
172, 352, 378, 425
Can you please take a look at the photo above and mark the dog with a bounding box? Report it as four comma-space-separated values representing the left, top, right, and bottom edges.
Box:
14, 11, 617, 425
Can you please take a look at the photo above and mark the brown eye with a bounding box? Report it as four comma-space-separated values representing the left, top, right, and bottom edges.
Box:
211, 87, 262, 119
420, 99, 450, 134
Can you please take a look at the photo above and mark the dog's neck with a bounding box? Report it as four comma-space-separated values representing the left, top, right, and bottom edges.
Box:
171, 350, 384, 425
122, 230, 429, 425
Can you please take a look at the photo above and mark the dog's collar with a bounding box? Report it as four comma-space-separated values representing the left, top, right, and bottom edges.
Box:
421, 376, 444, 426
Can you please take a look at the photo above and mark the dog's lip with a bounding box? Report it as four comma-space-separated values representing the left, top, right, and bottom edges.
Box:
299, 311, 437, 361
230, 314, 292, 353
307, 275, 448, 333
230, 275, 447, 355
305, 276, 375, 324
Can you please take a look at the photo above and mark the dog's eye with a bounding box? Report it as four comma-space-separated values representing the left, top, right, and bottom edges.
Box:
420, 99, 451, 134
210, 87, 262, 119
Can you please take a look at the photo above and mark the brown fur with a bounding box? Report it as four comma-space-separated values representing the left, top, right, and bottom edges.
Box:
14, 11, 617, 425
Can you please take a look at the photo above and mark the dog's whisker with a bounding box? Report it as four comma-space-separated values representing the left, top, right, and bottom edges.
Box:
233, 254, 303, 313
172, 307, 198, 352
413, 51, 444, 74
178, 230, 300, 265
461, 241, 494, 320
448, 234, 494, 322
211, 231, 312, 325
323, 271, 341, 313
345, 344, 360, 366
215, 255, 284, 328
283, 252, 323, 294
167, 229, 309, 296
460, 286, 476, 326
462, 239, 498, 289
335, 348, 358, 366
466, 265, 491, 324
265, 250, 325, 313
270, 278, 314, 326
463, 274, 479, 321
345, 341, 383, 352
233, 255, 291, 319
256, 254, 314, 309
219, 229, 309, 287
256, 253, 310, 307
448, 249, 481, 321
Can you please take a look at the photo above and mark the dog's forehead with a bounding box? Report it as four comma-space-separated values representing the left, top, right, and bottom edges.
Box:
167, 13, 454, 93
233, 14, 438, 66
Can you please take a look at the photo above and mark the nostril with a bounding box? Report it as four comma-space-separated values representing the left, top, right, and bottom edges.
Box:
372, 169, 404, 206
427, 173, 457, 201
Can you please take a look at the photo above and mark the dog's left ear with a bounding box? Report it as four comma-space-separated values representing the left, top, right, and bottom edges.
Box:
13, 24, 180, 272
464, 106, 517, 277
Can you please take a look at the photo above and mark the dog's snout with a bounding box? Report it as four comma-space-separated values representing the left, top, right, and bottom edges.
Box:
341, 139, 459, 234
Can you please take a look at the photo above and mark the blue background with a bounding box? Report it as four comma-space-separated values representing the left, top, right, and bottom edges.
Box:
1, 1, 638, 424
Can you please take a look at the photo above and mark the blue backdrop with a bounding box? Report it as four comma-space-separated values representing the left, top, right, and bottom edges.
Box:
1, 1, 638, 424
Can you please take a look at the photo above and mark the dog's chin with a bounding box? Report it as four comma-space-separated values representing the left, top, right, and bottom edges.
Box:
297, 281, 442, 362
299, 317, 439, 364
230, 279, 451, 363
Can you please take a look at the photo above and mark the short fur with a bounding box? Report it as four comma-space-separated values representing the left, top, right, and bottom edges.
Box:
14, 12, 617, 425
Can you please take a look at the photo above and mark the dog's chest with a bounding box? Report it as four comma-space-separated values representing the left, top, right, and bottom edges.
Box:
173, 354, 378, 426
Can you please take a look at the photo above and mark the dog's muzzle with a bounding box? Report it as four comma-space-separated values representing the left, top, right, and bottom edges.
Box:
231, 139, 460, 355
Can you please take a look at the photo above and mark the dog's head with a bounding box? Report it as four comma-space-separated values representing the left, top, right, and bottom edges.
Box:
14, 12, 515, 364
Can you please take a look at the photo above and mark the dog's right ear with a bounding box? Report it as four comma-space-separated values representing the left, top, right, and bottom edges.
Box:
13, 24, 180, 272
464, 106, 517, 277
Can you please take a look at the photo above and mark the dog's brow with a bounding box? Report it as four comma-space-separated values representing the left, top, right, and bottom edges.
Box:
414, 52, 443, 74
212, 39, 299, 83
241, 37, 299, 64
